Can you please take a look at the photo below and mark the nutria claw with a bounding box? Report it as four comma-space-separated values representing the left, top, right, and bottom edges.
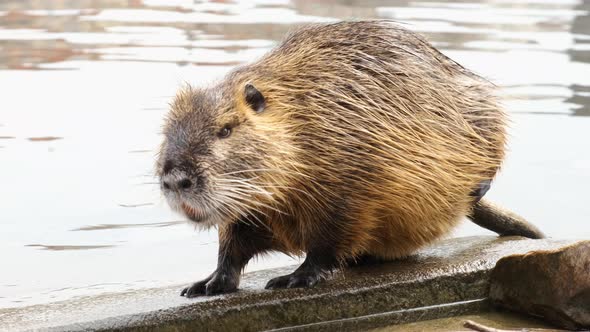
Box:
265, 270, 324, 289
181, 272, 238, 297
180, 281, 207, 298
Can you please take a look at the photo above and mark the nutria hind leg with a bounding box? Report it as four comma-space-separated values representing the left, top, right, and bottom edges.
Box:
181, 216, 274, 298
265, 248, 339, 289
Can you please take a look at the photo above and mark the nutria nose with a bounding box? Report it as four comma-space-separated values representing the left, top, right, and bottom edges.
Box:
161, 173, 193, 192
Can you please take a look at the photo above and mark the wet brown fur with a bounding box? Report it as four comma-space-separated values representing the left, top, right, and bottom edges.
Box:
159, 21, 540, 293
213, 21, 504, 261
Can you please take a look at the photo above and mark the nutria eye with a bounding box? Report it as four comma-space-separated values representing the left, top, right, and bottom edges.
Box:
218, 126, 231, 138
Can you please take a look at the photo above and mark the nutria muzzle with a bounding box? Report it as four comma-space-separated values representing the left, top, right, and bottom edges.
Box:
159, 161, 214, 223
180, 202, 211, 222
160, 169, 193, 192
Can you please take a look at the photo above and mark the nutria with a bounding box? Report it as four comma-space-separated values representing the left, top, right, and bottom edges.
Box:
156, 20, 545, 297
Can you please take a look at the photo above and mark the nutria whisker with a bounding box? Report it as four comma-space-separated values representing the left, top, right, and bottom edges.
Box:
220, 180, 316, 202
216, 168, 310, 179
215, 192, 274, 232
224, 187, 273, 198
215, 178, 273, 195
215, 176, 262, 183
218, 189, 287, 217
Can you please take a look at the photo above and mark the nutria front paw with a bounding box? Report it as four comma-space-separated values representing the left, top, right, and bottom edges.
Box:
181, 271, 238, 297
265, 270, 324, 289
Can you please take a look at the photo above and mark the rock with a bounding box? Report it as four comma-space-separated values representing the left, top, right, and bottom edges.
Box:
490, 241, 590, 330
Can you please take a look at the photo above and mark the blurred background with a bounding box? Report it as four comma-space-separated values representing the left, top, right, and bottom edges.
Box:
1, 0, 589, 309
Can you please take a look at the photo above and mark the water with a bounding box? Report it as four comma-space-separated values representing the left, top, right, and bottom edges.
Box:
1, 0, 589, 309
372, 311, 552, 331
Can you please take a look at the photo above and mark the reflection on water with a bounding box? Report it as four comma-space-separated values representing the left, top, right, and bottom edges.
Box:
27, 136, 63, 141
117, 202, 153, 207
1, 0, 589, 309
25, 244, 116, 251
71, 220, 182, 231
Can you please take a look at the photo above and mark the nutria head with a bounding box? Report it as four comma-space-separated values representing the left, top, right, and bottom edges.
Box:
156, 82, 278, 228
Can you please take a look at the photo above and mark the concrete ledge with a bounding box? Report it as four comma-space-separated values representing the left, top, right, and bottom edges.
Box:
0, 236, 579, 332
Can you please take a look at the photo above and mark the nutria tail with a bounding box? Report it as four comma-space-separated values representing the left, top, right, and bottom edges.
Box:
468, 199, 545, 239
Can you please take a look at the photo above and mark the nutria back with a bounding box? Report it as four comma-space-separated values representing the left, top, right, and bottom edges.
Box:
159, 20, 524, 296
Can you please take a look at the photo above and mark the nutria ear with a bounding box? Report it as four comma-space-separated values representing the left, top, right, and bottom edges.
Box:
244, 83, 266, 113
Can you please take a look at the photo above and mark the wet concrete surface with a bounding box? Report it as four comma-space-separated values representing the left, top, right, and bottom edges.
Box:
0, 236, 581, 332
